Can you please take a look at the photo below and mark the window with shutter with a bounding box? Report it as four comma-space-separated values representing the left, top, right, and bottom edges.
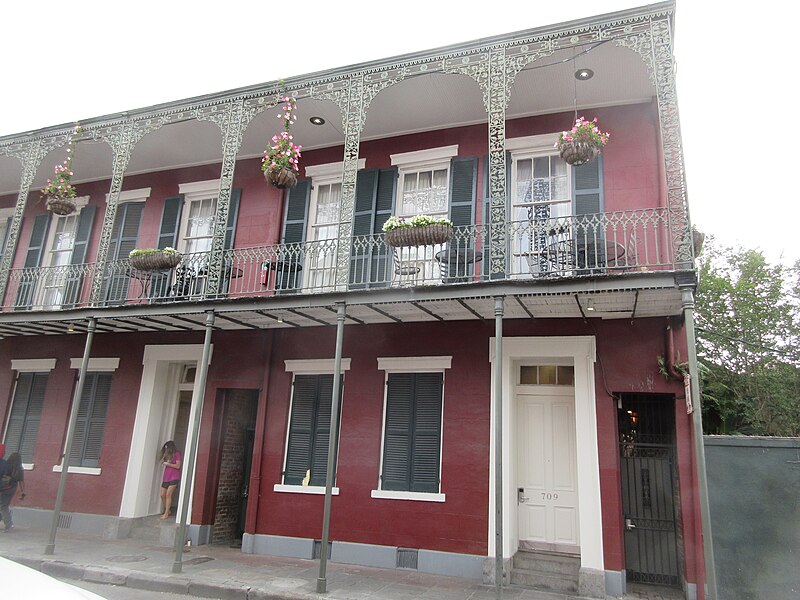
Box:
104, 201, 144, 304
67, 372, 113, 468
283, 373, 343, 487
508, 133, 604, 276
4, 372, 48, 463
379, 371, 444, 495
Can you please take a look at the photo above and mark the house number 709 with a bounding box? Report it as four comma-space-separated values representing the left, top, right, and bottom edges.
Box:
541, 493, 559, 500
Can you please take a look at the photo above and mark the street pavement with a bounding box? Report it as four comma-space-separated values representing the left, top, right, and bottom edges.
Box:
0, 525, 683, 599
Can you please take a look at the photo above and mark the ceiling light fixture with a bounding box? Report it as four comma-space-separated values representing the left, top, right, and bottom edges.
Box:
575, 68, 594, 81
309, 116, 325, 126
585, 298, 595, 312
67, 323, 75, 333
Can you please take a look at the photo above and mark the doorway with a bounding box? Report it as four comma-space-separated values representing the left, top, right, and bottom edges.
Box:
515, 364, 579, 554
618, 393, 680, 586
211, 389, 258, 546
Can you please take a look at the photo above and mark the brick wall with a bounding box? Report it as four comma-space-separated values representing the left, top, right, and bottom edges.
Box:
212, 389, 258, 545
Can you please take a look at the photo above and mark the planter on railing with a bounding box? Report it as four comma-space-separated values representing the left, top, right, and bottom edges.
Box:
129, 250, 182, 272
384, 224, 452, 248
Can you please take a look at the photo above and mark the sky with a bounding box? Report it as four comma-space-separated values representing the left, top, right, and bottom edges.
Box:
3, 1, 798, 264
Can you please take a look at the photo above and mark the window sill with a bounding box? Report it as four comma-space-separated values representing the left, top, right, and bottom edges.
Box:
371, 490, 445, 502
52, 465, 101, 476
273, 484, 339, 495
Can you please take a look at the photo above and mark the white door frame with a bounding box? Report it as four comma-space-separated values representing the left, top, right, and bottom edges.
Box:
119, 344, 211, 519
488, 335, 603, 572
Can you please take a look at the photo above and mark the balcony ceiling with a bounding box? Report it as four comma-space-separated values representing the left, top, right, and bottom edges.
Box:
0, 41, 654, 197
0, 274, 683, 338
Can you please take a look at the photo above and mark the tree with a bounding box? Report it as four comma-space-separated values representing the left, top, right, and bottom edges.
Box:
695, 240, 800, 435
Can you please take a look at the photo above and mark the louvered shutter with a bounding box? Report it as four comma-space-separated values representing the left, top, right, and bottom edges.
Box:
219, 189, 241, 294
573, 156, 604, 217
62, 205, 96, 308
68, 372, 112, 468
104, 202, 144, 304
284, 374, 317, 485
1, 216, 11, 255
310, 374, 335, 486
150, 196, 184, 299
410, 373, 443, 493
350, 168, 397, 288
448, 157, 477, 277
277, 180, 309, 292
5, 372, 48, 463
382, 373, 443, 492
382, 373, 414, 490
14, 213, 50, 309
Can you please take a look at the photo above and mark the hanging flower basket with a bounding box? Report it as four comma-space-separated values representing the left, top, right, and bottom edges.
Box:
556, 117, 610, 166
129, 248, 182, 272
265, 166, 298, 189
383, 216, 453, 248
261, 95, 302, 190
46, 197, 77, 216
558, 141, 600, 166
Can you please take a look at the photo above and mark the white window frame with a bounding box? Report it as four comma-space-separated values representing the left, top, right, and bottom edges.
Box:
36, 195, 90, 310
301, 161, 365, 292
52, 357, 120, 475
372, 356, 451, 502
274, 358, 351, 495
177, 179, 220, 256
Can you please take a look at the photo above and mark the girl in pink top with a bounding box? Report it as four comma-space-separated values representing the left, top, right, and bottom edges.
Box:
159, 441, 182, 520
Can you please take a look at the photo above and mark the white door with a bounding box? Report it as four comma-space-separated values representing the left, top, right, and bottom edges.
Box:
517, 386, 579, 552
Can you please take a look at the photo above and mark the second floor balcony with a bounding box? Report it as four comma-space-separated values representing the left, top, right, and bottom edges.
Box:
2, 208, 684, 313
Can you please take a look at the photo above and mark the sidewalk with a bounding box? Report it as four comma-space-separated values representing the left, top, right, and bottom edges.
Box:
0, 526, 680, 600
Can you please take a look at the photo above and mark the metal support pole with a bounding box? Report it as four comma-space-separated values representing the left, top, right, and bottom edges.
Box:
45, 317, 97, 555
494, 296, 505, 599
317, 302, 346, 593
680, 287, 718, 599
173, 310, 215, 573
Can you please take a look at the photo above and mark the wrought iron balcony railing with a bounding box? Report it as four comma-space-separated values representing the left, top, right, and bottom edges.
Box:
1, 208, 679, 311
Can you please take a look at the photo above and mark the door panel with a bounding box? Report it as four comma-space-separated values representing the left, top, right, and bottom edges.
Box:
517, 391, 579, 550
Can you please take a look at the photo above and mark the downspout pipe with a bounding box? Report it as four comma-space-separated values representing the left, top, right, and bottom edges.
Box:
45, 317, 97, 555
173, 310, 215, 573
680, 287, 718, 599
317, 302, 346, 593
494, 296, 505, 599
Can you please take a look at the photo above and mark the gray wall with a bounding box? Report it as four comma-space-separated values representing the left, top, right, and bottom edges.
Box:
705, 436, 800, 600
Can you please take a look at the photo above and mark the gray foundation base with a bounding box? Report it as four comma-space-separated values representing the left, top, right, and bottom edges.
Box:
578, 567, 606, 598
12, 507, 120, 538
481, 557, 512, 585
243, 533, 485, 580
684, 581, 697, 600
605, 570, 625, 597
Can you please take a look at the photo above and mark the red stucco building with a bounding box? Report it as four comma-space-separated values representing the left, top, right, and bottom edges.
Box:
0, 3, 711, 598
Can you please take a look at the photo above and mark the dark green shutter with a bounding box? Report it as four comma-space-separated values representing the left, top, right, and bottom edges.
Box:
1, 216, 11, 255
150, 196, 184, 298
5, 372, 48, 463
573, 156, 604, 217
224, 189, 241, 250
282, 181, 310, 246
350, 168, 397, 288
104, 202, 144, 304
15, 214, 50, 309
62, 205, 96, 308
284, 374, 342, 486
449, 157, 476, 228
68, 372, 112, 468
382, 373, 443, 493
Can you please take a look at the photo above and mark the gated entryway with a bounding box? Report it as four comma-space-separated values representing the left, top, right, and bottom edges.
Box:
618, 393, 680, 587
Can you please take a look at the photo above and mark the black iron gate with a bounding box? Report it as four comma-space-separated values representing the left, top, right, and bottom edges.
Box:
618, 394, 680, 586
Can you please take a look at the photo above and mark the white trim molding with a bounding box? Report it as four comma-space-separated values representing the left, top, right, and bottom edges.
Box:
505, 133, 560, 152
284, 358, 351, 373
106, 187, 151, 204
273, 484, 340, 496
370, 490, 446, 503
178, 179, 221, 200
390, 145, 459, 169
11, 358, 57, 372
52, 464, 101, 476
305, 159, 366, 181
377, 356, 452, 372
487, 335, 604, 573
69, 357, 120, 371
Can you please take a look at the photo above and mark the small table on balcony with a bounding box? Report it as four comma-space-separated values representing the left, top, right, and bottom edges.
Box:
546, 238, 626, 273
434, 247, 482, 282
261, 260, 302, 292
